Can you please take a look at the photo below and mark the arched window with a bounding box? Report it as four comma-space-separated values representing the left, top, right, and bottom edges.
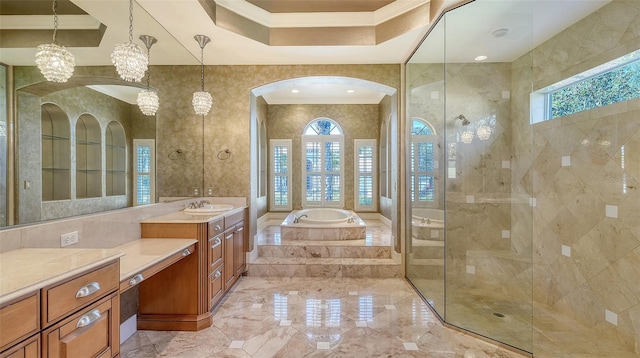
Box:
302, 118, 344, 208
410, 117, 437, 205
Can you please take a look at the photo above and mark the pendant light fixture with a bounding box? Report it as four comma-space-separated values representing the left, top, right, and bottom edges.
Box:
35, 0, 75, 83
111, 0, 148, 82
137, 35, 159, 116
192, 35, 213, 115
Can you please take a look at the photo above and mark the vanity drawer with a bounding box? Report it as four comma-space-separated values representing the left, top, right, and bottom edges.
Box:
208, 218, 224, 237
208, 234, 223, 274
0, 293, 39, 352
225, 211, 244, 228
42, 292, 118, 358
208, 263, 224, 310
42, 262, 119, 327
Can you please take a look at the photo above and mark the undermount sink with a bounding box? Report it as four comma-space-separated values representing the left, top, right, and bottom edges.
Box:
184, 204, 234, 215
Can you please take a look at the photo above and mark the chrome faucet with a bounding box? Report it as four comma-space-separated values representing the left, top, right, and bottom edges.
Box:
187, 200, 210, 209
293, 214, 308, 223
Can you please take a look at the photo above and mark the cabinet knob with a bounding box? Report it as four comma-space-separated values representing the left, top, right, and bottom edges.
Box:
215, 225, 221, 231
129, 273, 144, 286
76, 309, 102, 328
75, 282, 101, 298
182, 248, 191, 256
214, 270, 221, 278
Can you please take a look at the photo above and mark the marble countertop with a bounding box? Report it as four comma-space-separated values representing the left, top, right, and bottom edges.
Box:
0, 248, 123, 305
141, 206, 246, 224
118, 238, 198, 280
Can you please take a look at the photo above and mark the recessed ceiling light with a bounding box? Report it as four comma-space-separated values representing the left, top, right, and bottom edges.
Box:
347, 89, 355, 93
291, 89, 299, 93
475, 55, 488, 61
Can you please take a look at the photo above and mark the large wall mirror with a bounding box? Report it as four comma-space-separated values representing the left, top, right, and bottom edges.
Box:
0, 0, 202, 228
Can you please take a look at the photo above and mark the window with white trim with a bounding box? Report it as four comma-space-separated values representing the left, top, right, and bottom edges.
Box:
258, 121, 267, 197
531, 49, 640, 123
380, 117, 388, 198
302, 118, 344, 208
133, 139, 155, 205
410, 118, 436, 206
355, 139, 376, 211
270, 139, 291, 211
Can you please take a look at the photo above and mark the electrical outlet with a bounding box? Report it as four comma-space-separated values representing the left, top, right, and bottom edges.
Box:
60, 231, 79, 247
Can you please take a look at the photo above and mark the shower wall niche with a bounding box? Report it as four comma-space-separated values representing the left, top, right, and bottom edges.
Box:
405, 0, 640, 356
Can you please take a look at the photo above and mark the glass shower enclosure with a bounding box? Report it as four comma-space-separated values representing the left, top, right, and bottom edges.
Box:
405, 0, 640, 356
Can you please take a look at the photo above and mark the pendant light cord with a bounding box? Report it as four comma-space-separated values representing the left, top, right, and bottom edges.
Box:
52, 0, 59, 43
128, 0, 134, 43
200, 46, 205, 91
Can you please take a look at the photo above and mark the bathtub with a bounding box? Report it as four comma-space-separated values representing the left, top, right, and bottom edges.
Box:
295, 208, 354, 225
411, 208, 444, 240
281, 208, 366, 240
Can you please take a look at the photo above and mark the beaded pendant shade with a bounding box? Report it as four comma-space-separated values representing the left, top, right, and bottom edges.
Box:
35, 0, 75, 83
192, 35, 213, 115
111, 0, 148, 82
137, 35, 159, 116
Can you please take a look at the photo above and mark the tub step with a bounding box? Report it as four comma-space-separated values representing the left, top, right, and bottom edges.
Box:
406, 258, 444, 279
410, 240, 444, 259
248, 257, 401, 278
258, 243, 391, 259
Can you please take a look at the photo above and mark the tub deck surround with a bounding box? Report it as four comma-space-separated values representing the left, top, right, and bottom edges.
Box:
0, 248, 123, 305
281, 209, 366, 241
251, 217, 400, 278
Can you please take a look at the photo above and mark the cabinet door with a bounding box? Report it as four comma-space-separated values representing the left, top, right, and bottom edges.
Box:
0, 335, 39, 358
223, 229, 235, 289
42, 293, 118, 358
234, 223, 246, 278
208, 263, 224, 310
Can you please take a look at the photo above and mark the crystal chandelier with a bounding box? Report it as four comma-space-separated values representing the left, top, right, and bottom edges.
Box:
111, 0, 148, 82
461, 130, 475, 144
35, 0, 75, 83
137, 35, 159, 116
476, 124, 492, 141
192, 35, 212, 115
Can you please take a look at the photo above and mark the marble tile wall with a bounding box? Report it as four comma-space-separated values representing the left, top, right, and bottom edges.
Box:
510, 0, 640, 353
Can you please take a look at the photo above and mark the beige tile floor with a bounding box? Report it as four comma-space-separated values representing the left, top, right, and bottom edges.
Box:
121, 276, 527, 358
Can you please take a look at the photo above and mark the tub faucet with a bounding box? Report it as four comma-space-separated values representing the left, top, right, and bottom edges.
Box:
293, 214, 308, 223
196, 200, 210, 208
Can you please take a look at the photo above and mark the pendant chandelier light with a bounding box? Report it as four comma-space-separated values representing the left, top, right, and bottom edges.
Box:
192, 35, 213, 115
35, 0, 75, 83
111, 0, 148, 82
137, 35, 159, 116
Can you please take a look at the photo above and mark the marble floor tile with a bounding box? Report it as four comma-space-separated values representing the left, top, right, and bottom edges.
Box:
121, 277, 527, 358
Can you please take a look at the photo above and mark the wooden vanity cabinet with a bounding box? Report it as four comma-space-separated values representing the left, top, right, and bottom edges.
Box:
139, 207, 248, 330
0, 261, 120, 358
0, 335, 39, 358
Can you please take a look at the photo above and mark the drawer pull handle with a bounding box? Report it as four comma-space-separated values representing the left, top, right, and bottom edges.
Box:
214, 270, 221, 278
237, 227, 244, 232
212, 238, 221, 247
226, 234, 233, 240
182, 248, 191, 256
76, 282, 101, 298
129, 273, 144, 286
215, 225, 221, 231
76, 309, 102, 328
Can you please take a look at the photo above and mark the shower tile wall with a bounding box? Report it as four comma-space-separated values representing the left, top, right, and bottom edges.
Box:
511, 1, 640, 353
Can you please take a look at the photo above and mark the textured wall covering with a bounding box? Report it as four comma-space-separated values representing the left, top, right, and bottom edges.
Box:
511, 0, 640, 354
267, 104, 380, 211
16, 84, 135, 224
